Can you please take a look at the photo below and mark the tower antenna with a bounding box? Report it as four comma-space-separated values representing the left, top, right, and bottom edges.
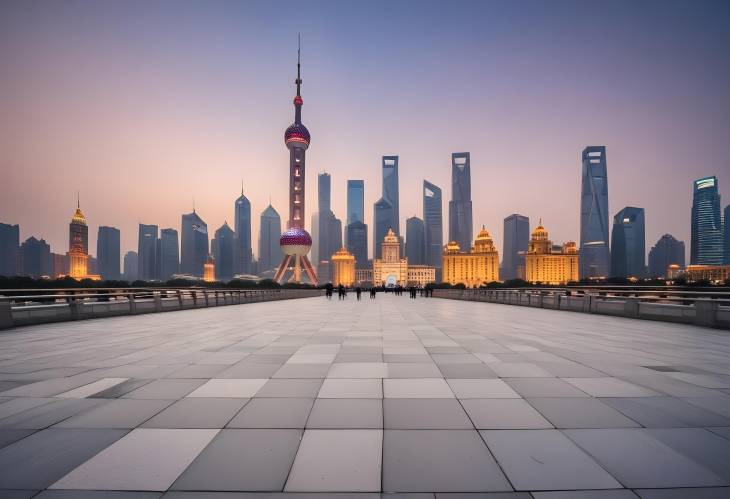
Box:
296, 33, 302, 97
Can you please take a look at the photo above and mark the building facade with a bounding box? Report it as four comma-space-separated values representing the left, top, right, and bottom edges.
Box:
181, 211, 208, 277
331, 247, 355, 286
123, 251, 138, 282
234, 186, 253, 275
346, 220, 368, 268
347, 180, 365, 226
725, 205, 730, 264
258, 204, 283, 274
579, 146, 610, 278
203, 254, 215, 282
525, 223, 579, 285
442, 226, 500, 287
20, 237, 51, 278
372, 228, 435, 287
137, 224, 158, 281
610, 207, 646, 278
373, 156, 399, 258
157, 228, 179, 281
0, 223, 19, 277
691, 176, 723, 265
423, 180, 443, 270
502, 214, 529, 281
97, 226, 120, 280
648, 234, 685, 278
213, 222, 235, 281
405, 216, 425, 265
684, 265, 730, 283
448, 152, 473, 252
68, 202, 89, 279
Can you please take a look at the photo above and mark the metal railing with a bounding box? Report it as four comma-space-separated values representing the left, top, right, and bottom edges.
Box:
0, 287, 322, 329
432, 287, 730, 329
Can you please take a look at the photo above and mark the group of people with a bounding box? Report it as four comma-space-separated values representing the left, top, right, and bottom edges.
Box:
324, 282, 432, 300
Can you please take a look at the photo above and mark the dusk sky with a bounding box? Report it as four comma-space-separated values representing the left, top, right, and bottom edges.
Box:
1, 0, 729, 263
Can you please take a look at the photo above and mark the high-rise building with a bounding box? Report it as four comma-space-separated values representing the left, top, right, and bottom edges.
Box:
259, 204, 283, 274
442, 226, 500, 287
580, 146, 610, 278
372, 228, 435, 287
331, 247, 355, 286
203, 254, 215, 282
405, 216, 425, 265
526, 222, 579, 285
346, 220, 368, 267
213, 222, 235, 281
68, 199, 89, 279
318, 172, 331, 213
158, 228, 179, 281
137, 224, 158, 281
374, 156, 399, 258
123, 251, 138, 281
423, 180, 443, 270
274, 41, 318, 285
97, 226, 120, 280
0, 223, 19, 277
690, 176, 723, 265
20, 237, 51, 278
610, 207, 646, 278
347, 180, 365, 226
314, 172, 342, 266
448, 152, 473, 251
725, 205, 730, 264
234, 185, 253, 275
648, 234, 685, 278
51, 253, 68, 277
502, 214, 530, 281
181, 210, 208, 277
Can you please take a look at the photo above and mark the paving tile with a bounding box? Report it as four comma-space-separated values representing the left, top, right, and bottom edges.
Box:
319, 378, 383, 398
447, 379, 520, 399
489, 363, 553, 378
255, 378, 322, 397
328, 362, 389, 378
462, 399, 552, 429
187, 379, 268, 398
600, 396, 730, 427
383, 429, 511, 492
35, 492, 162, 498
0, 429, 35, 449
0, 398, 106, 429
504, 378, 590, 398
0, 428, 127, 489
527, 398, 640, 429
0, 397, 56, 418
0, 491, 38, 499
227, 398, 313, 428
123, 379, 206, 399
436, 494, 533, 499
633, 487, 730, 498
171, 429, 302, 491
387, 363, 443, 378
142, 398, 248, 428
384, 379, 454, 398
564, 428, 727, 488
56, 378, 130, 398
285, 429, 382, 491
644, 428, 730, 481
216, 363, 281, 378
532, 492, 639, 499
563, 378, 660, 398
54, 399, 172, 428
384, 399, 473, 429
51, 428, 219, 491
272, 363, 331, 378
481, 429, 621, 491
437, 364, 497, 379
307, 398, 383, 428
92, 379, 155, 398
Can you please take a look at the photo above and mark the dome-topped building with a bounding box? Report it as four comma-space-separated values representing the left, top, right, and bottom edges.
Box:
442, 226, 500, 286
525, 219, 579, 284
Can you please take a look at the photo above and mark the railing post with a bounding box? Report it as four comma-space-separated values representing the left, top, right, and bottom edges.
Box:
204, 291, 210, 307
177, 290, 183, 310
695, 299, 718, 328
69, 296, 81, 320
128, 293, 137, 314
583, 294, 593, 313
624, 297, 639, 318
0, 299, 13, 329
154, 292, 162, 312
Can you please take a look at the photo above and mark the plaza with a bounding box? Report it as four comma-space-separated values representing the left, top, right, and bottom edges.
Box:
0, 295, 729, 498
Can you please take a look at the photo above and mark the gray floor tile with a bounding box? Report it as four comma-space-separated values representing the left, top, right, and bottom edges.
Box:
307, 398, 383, 428
644, 428, 730, 481
216, 363, 282, 378
54, 399, 172, 428
504, 378, 590, 398
35, 491, 162, 498
255, 378, 322, 397
387, 363, 443, 378
447, 379, 520, 399
227, 398, 313, 428
0, 428, 127, 489
531, 491, 638, 499
489, 363, 553, 378
0, 398, 107, 429
273, 363, 332, 378
462, 399, 552, 429
384, 378, 455, 398
319, 378, 383, 398
187, 379, 268, 398
0, 429, 35, 449
0, 491, 37, 499
527, 398, 640, 429
481, 429, 621, 491
384, 399, 473, 429
437, 364, 497, 379
634, 487, 730, 498
122, 379, 206, 399
563, 378, 660, 398
383, 430, 511, 492
142, 398, 248, 428
171, 429, 302, 491
601, 397, 730, 427
92, 379, 155, 398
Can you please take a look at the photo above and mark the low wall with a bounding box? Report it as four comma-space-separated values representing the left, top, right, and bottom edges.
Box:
432, 289, 730, 330
0, 289, 322, 330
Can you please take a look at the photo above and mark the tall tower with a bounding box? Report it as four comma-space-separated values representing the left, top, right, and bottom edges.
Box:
448, 152, 473, 251
274, 37, 318, 285
690, 176, 723, 265
68, 195, 89, 279
580, 146, 610, 278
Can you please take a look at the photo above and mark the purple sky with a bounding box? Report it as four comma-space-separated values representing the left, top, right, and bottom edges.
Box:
1, 0, 728, 264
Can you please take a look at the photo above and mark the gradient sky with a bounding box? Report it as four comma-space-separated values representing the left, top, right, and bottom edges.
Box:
1, 0, 729, 265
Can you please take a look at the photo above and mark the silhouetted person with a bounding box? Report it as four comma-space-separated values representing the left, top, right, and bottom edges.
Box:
338, 284, 345, 300
356, 287, 362, 300
325, 282, 333, 300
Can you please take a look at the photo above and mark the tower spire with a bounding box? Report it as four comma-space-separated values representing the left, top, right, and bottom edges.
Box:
77, 191, 80, 209
296, 33, 301, 97
241, 179, 244, 196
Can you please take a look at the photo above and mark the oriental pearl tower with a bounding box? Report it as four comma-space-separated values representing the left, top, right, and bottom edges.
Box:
273, 37, 319, 285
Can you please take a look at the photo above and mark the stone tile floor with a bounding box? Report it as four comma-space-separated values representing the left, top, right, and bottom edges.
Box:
0, 295, 729, 498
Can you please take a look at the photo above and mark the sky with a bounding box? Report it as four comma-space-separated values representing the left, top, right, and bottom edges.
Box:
1, 0, 729, 265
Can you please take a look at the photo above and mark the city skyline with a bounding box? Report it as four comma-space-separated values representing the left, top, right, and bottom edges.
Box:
1, 1, 729, 267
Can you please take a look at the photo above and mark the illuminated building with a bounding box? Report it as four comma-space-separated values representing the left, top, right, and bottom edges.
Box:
442, 226, 500, 287
274, 39, 318, 285
685, 265, 730, 283
648, 234, 685, 279
525, 222, 579, 285
448, 152, 473, 252
203, 254, 215, 282
234, 183, 253, 275
372, 228, 435, 287
580, 146, 610, 278
331, 247, 355, 286
51, 253, 68, 278
423, 180, 443, 272
181, 210, 208, 277
355, 267, 373, 286
691, 176, 723, 265
374, 156, 400, 259
67, 198, 95, 280
610, 207, 645, 278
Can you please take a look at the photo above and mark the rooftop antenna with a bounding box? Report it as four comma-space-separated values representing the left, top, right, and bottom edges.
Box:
296, 33, 302, 97
241, 179, 244, 196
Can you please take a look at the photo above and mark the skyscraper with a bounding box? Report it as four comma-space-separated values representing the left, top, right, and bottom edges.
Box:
123, 250, 138, 281
314, 172, 343, 263
20, 237, 51, 278
423, 180, 443, 270
318, 172, 331, 213
213, 222, 235, 281
68, 199, 89, 279
346, 220, 368, 267
502, 214, 530, 281
610, 207, 646, 278
374, 156, 400, 258
158, 228, 179, 281
580, 146, 610, 278
690, 176, 723, 265
181, 211, 208, 277
406, 216, 425, 265
448, 152, 473, 251
0, 223, 19, 277
234, 185, 253, 275
347, 180, 365, 226
137, 223, 158, 281
259, 204, 283, 274
648, 234, 685, 278
97, 226, 120, 280
725, 205, 730, 264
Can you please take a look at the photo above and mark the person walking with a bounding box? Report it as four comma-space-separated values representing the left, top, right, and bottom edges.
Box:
356, 287, 362, 301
